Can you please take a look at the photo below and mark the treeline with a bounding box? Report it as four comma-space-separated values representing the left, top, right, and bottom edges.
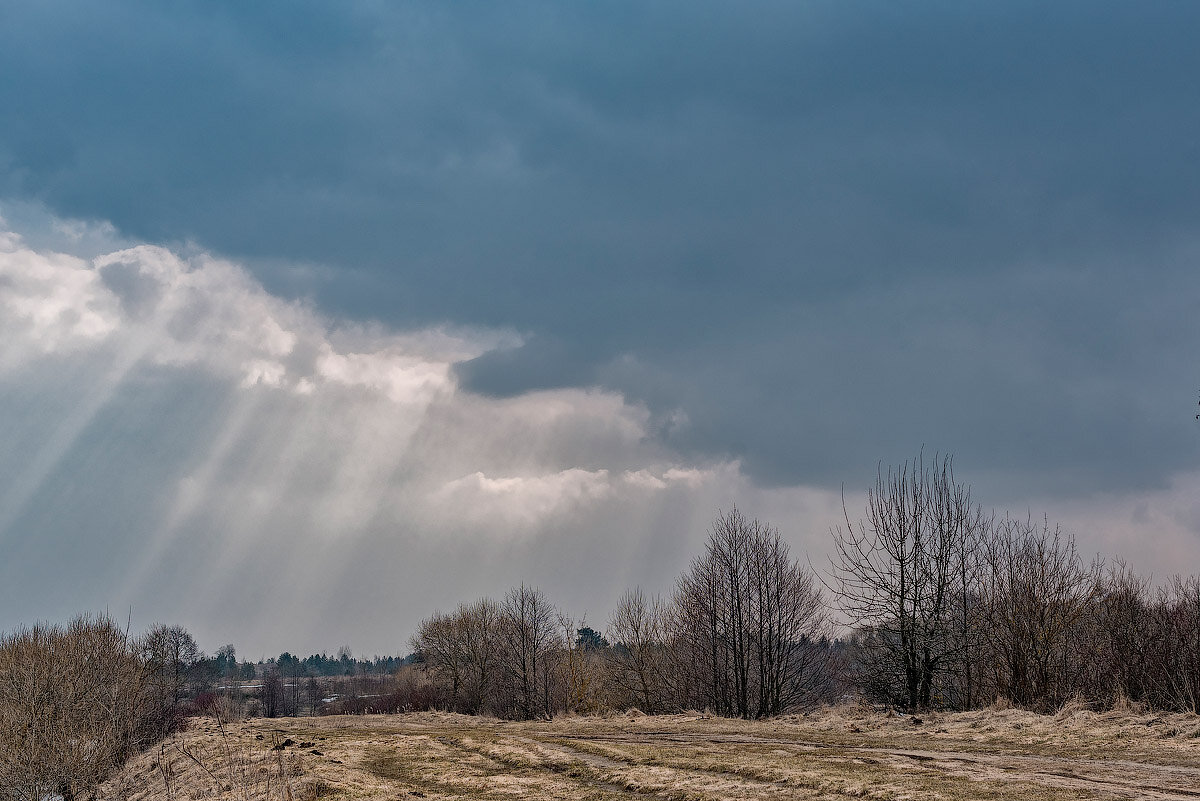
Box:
137, 638, 420, 720
255, 650, 422, 718
408, 454, 1200, 719
831, 454, 1200, 713
152, 641, 411, 692
272, 649, 408, 678
244, 649, 418, 717
410, 509, 842, 719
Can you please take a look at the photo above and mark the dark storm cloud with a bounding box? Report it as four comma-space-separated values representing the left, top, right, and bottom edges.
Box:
3, 1, 1199, 495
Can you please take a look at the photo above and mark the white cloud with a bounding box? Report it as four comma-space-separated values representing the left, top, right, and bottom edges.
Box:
313, 345, 450, 404
0, 246, 120, 365
0, 237, 503, 405
435, 468, 614, 528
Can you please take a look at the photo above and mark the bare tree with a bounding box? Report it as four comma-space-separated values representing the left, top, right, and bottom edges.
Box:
672, 508, 830, 718
940, 486, 990, 710
141, 623, 200, 735
747, 526, 831, 715
411, 598, 502, 715
671, 533, 727, 713
607, 587, 669, 713
1080, 560, 1153, 706
828, 454, 976, 709
261, 668, 284, 718
411, 610, 468, 708
457, 598, 502, 715
1154, 576, 1200, 712
306, 675, 325, 717
500, 584, 560, 719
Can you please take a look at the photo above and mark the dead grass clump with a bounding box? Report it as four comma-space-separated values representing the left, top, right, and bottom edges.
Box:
1108, 689, 1148, 715
1054, 693, 1090, 720
987, 695, 1014, 711
213, 694, 245, 724
296, 778, 337, 799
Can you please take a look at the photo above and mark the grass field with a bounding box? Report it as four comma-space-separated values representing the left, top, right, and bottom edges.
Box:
99, 706, 1200, 800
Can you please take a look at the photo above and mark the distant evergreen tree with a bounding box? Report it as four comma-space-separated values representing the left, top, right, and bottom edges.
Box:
576, 627, 609, 651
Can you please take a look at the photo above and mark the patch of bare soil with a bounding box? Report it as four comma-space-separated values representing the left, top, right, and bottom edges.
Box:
98, 707, 1200, 800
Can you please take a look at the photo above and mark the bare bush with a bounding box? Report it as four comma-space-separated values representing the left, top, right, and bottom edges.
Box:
499, 584, 560, 719
1152, 575, 1200, 712
552, 613, 608, 714
0, 614, 154, 800
980, 514, 1100, 711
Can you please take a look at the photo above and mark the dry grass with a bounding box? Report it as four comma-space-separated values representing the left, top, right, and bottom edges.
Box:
97, 706, 1200, 800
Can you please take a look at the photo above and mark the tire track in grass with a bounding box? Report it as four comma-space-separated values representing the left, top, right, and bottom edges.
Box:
431, 732, 651, 800
474, 732, 808, 800
551, 731, 1200, 800
528, 736, 859, 800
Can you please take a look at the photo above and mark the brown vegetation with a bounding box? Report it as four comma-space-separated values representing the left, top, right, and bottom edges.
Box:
96, 706, 1200, 800
0, 615, 158, 800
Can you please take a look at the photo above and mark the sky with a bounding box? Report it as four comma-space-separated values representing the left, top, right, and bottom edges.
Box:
2, 1, 1200, 658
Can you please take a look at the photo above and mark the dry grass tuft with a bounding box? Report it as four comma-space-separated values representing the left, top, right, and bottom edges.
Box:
1054, 693, 1091, 720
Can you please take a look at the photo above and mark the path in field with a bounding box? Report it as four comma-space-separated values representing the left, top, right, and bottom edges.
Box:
527, 728, 1200, 801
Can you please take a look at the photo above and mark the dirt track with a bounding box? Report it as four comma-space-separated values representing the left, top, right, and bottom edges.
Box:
100, 707, 1200, 800
543, 731, 1200, 800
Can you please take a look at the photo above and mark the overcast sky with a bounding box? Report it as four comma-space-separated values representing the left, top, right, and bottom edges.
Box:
3, 1, 1200, 657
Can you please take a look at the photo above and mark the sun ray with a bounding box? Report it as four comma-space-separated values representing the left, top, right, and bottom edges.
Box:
122, 385, 269, 593
0, 335, 150, 545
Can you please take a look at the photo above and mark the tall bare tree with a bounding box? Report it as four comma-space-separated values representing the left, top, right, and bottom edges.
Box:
829, 454, 976, 709
500, 584, 559, 719
141, 623, 200, 734
747, 525, 831, 715
673, 509, 830, 718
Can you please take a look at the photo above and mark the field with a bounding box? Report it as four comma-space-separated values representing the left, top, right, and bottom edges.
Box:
99, 706, 1200, 800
